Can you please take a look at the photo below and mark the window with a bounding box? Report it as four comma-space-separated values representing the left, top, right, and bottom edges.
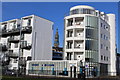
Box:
106, 36, 108, 40
101, 55, 103, 60
106, 46, 108, 51
107, 57, 108, 61
13, 22, 16, 29
70, 9, 79, 15
85, 40, 96, 50
104, 56, 106, 61
67, 30, 73, 37
14, 43, 18, 48
101, 23, 103, 27
95, 12, 98, 16
14, 59, 17, 63
67, 53, 71, 60
104, 35, 106, 40
101, 44, 103, 49
101, 34, 103, 38
70, 8, 95, 15
67, 41, 73, 49
17, 24, 20, 29
28, 19, 31, 26
86, 29, 95, 39
104, 25, 106, 29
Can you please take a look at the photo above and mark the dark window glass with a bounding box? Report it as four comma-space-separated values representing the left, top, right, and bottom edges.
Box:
101, 34, 103, 38
104, 56, 106, 60
86, 29, 96, 39
101, 44, 103, 49
28, 19, 31, 26
106, 46, 108, 51
101, 55, 103, 60
85, 40, 95, 50
104, 25, 106, 29
101, 23, 103, 27
107, 57, 108, 61
70, 9, 94, 15
104, 35, 106, 39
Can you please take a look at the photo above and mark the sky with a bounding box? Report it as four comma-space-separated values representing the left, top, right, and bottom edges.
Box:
2, 2, 119, 53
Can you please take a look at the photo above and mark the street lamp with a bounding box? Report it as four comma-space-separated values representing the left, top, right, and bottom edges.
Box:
78, 59, 86, 80
17, 21, 22, 77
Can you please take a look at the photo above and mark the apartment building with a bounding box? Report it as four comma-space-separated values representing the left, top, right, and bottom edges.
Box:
0, 15, 53, 71
116, 53, 120, 75
64, 5, 116, 76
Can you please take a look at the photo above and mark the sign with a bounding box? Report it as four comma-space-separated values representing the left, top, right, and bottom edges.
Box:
85, 63, 89, 68
32, 64, 39, 66
42, 64, 54, 66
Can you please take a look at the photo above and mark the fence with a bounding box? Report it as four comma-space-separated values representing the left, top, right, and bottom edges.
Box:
27, 70, 118, 78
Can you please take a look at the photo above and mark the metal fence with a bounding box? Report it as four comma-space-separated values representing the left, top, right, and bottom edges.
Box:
27, 70, 118, 78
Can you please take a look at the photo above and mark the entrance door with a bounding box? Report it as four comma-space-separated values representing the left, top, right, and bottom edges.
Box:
70, 67, 72, 77
70, 66, 76, 78
74, 66, 76, 78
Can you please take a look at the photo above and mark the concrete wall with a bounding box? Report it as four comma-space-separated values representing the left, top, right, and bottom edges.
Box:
99, 18, 110, 64
107, 14, 116, 76
31, 15, 53, 60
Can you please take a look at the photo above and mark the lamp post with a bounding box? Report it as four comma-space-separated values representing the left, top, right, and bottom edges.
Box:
17, 21, 22, 77
79, 59, 86, 80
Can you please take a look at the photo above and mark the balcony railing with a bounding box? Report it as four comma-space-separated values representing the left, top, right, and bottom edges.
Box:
7, 50, 18, 58
21, 26, 32, 34
1, 26, 32, 37
66, 45, 72, 49
21, 41, 31, 50
75, 21, 83, 25
0, 43, 8, 51
8, 37, 20, 43
74, 47, 84, 49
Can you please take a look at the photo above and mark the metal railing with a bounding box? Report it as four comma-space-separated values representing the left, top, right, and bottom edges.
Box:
0, 43, 8, 51
26, 70, 118, 79
20, 41, 31, 50
1, 26, 32, 37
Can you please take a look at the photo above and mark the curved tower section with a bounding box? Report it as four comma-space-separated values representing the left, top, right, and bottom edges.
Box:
64, 5, 116, 76
64, 5, 98, 62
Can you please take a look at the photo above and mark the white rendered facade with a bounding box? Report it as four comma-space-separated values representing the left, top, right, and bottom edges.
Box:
64, 5, 116, 76
0, 15, 53, 70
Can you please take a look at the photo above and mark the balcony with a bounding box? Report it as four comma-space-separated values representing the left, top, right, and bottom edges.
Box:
1, 29, 8, 37
1, 26, 32, 37
0, 43, 8, 51
8, 37, 20, 43
19, 58, 26, 66
67, 18, 73, 27
21, 41, 31, 50
8, 50, 18, 58
21, 26, 32, 34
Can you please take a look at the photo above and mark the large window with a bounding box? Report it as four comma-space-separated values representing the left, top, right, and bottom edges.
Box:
70, 8, 95, 15
85, 40, 97, 50
86, 29, 97, 39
